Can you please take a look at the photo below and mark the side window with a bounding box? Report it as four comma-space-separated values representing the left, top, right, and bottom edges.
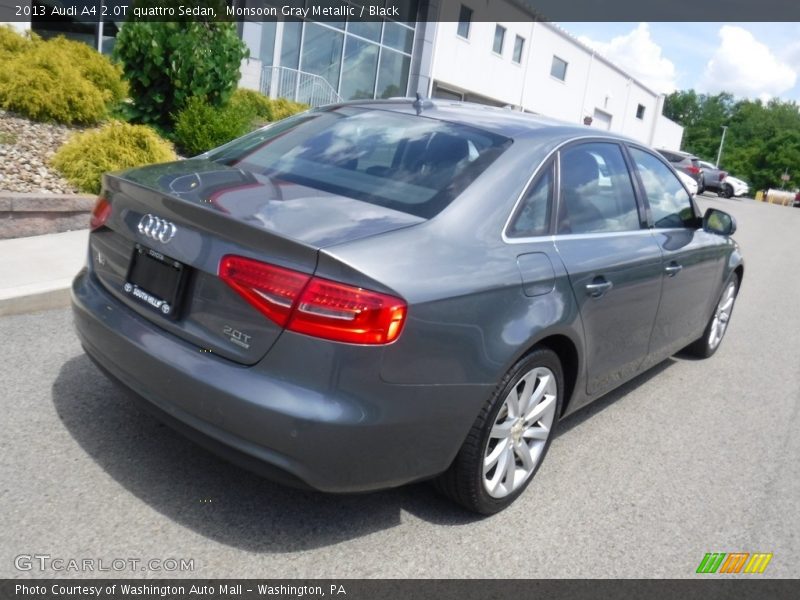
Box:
557, 143, 641, 234
507, 163, 553, 238
629, 147, 696, 228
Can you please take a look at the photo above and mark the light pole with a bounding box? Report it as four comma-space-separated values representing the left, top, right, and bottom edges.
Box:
716, 125, 728, 168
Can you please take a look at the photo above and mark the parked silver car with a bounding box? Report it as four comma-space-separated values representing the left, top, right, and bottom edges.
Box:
698, 160, 728, 194
72, 100, 743, 513
657, 148, 705, 194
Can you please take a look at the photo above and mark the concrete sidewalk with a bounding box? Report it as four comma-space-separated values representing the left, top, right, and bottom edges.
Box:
0, 229, 89, 316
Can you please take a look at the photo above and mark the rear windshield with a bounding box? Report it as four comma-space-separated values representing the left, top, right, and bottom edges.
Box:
206, 106, 511, 218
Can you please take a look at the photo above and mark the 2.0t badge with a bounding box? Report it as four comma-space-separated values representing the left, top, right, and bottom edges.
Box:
138, 214, 177, 244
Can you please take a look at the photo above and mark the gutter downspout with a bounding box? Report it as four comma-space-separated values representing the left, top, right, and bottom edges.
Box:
518, 20, 538, 111
649, 94, 665, 146
579, 51, 595, 123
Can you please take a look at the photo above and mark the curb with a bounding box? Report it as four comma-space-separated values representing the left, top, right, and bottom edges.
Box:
0, 279, 74, 317
0, 228, 88, 317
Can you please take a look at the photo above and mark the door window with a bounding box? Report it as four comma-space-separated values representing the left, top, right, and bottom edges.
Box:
629, 147, 696, 228
558, 143, 641, 234
507, 164, 553, 238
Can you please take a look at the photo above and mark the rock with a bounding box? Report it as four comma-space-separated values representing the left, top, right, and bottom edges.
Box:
0, 109, 80, 194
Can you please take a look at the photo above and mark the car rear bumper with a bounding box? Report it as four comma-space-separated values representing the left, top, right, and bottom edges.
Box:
71, 268, 490, 492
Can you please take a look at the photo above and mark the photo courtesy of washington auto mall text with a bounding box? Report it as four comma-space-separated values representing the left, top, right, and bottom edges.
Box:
12, 583, 348, 598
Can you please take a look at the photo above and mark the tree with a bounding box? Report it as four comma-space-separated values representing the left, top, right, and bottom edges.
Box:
114, 7, 248, 129
664, 91, 800, 191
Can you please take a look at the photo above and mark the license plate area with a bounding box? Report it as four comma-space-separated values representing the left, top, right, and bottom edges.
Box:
123, 244, 188, 319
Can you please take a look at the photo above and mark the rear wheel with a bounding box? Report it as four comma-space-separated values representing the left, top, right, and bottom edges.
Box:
435, 348, 563, 514
686, 274, 739, 358
722, 184, 734, 198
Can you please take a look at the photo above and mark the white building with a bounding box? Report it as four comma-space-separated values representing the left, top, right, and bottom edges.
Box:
235, 1, 683, 149
424, 8, 683, 149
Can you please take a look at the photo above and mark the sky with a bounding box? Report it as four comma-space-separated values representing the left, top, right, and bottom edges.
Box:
557, 22, 800, 102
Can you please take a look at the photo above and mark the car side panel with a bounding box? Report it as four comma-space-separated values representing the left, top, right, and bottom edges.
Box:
646, 228, 729, 361
554, 231, 663, 400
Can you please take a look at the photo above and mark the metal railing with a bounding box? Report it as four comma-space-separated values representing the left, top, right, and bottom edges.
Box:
260, 66, 342, 107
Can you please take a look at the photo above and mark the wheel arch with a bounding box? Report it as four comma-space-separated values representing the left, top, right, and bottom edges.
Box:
521, 333, 581, 419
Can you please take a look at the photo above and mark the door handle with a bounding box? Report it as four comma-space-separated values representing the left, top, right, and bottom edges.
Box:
585, 279, 613, 298
664, 262, 683, 277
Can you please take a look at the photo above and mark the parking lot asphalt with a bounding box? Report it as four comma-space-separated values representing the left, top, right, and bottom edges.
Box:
1, 196, 798, 579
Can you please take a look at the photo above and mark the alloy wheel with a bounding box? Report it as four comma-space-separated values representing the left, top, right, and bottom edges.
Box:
482, 367, 557, 498
708, 281, 736, 350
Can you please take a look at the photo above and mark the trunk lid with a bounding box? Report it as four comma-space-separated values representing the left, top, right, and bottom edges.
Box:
89, 160, 423, 365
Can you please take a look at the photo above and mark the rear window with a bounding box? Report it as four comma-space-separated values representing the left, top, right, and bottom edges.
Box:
658, 150, 682, 163
206, 106, 511, 218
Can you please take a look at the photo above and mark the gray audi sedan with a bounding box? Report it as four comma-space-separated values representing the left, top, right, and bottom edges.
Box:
72, 100, 743, 514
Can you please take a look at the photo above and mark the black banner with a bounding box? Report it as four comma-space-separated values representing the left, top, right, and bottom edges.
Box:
3, 0, 800, 23
2, 580, 800, 600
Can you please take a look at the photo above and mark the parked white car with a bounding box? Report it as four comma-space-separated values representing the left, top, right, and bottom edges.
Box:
721, 175, 749, 198
676, 170, 698, 196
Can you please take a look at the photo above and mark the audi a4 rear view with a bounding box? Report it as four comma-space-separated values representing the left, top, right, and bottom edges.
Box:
72, 100, 743, 514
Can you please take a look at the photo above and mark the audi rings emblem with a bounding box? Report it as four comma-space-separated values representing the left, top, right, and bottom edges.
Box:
137, 214, 177, 244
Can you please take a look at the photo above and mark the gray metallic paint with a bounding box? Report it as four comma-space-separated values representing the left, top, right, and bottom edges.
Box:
72, 101, 743, 492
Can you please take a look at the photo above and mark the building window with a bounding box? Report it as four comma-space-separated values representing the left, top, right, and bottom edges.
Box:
636, 104, 646, 120
550, 55, 568, 81
493, 25, 506, 55
300, 23, 345, 91
512, 35, 525, 64
274, 20, 416, 103
376, 48, 411, 99
433, 85, 464, 101
340, 37, 380, 100
457, 5, 472, 39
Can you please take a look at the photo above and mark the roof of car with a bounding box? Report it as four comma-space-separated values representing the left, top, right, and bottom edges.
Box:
331, 98, 637, 143
656, 148, 697, 159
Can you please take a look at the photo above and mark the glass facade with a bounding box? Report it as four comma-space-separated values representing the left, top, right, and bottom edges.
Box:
257, 4, 418, 103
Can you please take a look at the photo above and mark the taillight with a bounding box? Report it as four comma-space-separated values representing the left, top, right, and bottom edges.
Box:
290, 278, 407, 344
687, 166, 701, 175
219, 256, 310, 327
89, 197, 111, 230
219, 255, 407, 344
719, 171, 727, 181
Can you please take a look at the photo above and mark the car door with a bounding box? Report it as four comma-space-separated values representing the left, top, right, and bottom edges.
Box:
553, 142, 663, 400
627, 146, 728, 362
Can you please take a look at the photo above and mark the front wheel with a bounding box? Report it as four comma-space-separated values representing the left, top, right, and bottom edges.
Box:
722, 184, 734, 198
686, 274, 739, 358
434, 348, 563, 514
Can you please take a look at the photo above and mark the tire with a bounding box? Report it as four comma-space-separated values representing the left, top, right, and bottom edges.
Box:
697, 181, 705, 195
722, 184, 734, 199
434, 348, 563, 514
685, 274, 739, 358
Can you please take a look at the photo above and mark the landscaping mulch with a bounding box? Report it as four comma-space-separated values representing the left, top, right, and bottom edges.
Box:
0, 110, 79, 194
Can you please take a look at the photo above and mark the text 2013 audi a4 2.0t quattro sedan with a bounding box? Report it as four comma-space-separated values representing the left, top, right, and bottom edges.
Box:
72, 100, 743, 514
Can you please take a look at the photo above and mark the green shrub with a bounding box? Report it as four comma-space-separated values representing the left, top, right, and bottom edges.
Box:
230, 89, 273, 126
47, 37, 127, 105
114, 20, 248, 128
173, 96, 254, 156
0, 50, 108, 124
228, 90, 309, 127
52, 121, 176, 193
0, 35, 126, 124
0, 25, 33, 57
268, 97, 309, 122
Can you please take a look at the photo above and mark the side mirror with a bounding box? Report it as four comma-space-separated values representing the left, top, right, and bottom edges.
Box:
703, 208, 737, 236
